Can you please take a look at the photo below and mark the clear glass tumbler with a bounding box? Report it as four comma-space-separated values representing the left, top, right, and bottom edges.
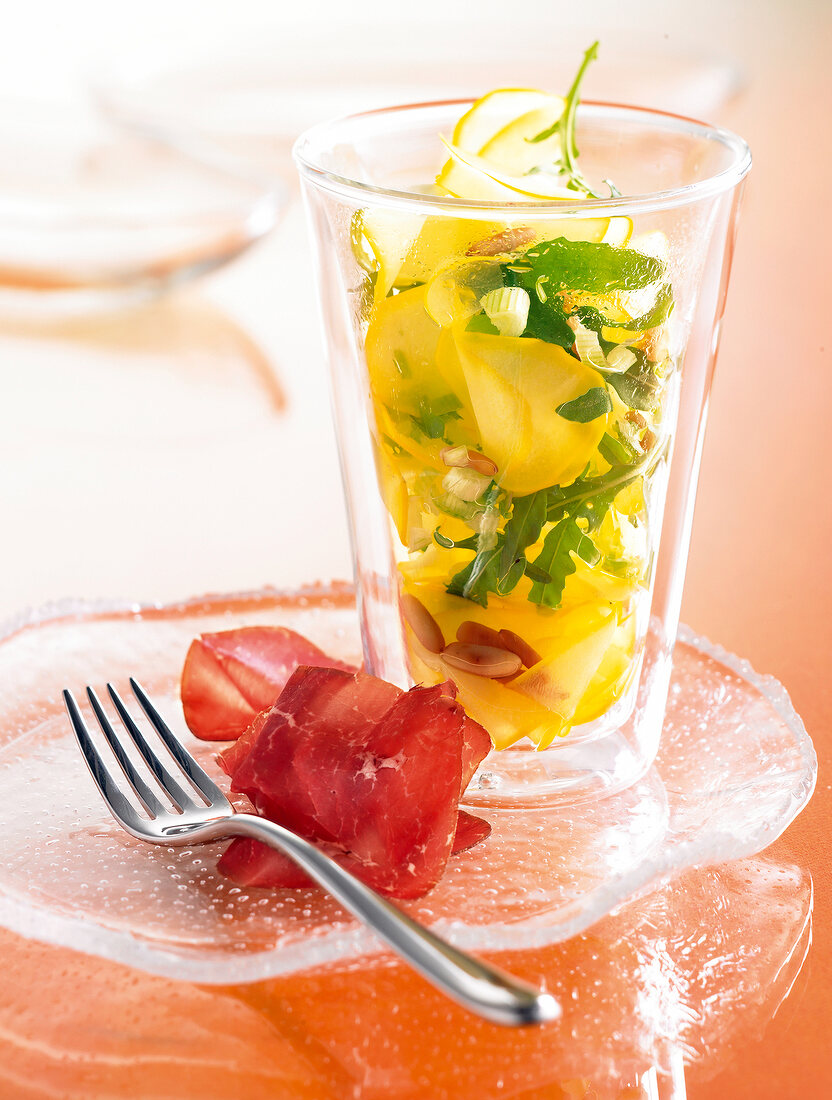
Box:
294, 100, 750, 805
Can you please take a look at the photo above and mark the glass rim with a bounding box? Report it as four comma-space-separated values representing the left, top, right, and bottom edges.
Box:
293, 97, 751, 217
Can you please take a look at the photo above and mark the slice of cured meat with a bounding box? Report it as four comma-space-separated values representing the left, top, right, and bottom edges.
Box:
452, 810, 493, 854
216, 709, 270, 778
218, 665, 492, 898
181, 626, 354, 741
217, 809, 491, 889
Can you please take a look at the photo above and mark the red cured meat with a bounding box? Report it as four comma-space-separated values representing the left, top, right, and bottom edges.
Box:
217, 810, 491, 889
434, 679, 493, 796
181, 626, 353, 741
229, 666, 402, 844
453, 810, 493, 853
219, 665, 492, 899
218, 839, 311, 889
217, 709, 269, 778
459, 713, 492, 793
219, 677, 490, 795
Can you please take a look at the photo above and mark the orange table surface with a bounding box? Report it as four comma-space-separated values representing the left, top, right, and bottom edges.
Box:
0, 70, 830, 1100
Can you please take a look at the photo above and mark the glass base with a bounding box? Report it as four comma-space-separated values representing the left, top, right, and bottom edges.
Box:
465, 727, 646, 808
463, 673, 650, 807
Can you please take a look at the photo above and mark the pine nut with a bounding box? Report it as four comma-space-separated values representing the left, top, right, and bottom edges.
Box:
442, 642, 522, 678
457, 620, 505, 649
440, 446, 498, 478
466, 226, 536, 257
466, 453, 499, 478
401, 594, 445, 654
498, 629, 542, 669
624, 410, 647, 430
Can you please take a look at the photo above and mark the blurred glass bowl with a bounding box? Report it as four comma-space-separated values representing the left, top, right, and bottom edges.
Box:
0, 100, 281, 314
93, 38, 742, 185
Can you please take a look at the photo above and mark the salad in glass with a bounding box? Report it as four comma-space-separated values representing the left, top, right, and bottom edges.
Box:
351, 46, 676, 751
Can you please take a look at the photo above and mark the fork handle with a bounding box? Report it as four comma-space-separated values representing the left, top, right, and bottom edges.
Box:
226, 813, 559, 1028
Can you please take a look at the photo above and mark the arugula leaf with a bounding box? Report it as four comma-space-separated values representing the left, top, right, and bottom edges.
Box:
433, 394, 463, 414
446, 536, 512, 607
465, 312, 500, 335
522, 238, 666, 294
437, 429, 667, 609
626, 283, 674, 330
524, 561, 553, 585
598, 431, 638, 466
408, 394, 461, 442
434, 529, 479, 550
557, 387, 612, 423
606, 363, 661, 413
445, 483, 504, 607
525, 503, 607, 608
572, 304, 612, 342
527, 517, 584, 608
380, 433, 405, 457
578, 489, 618, 534
498, 491, 548, 593
499, 240, 665, 354
497, 556, 527, 595
392, 350, 412, 378
441, 483, 604, 609
446, 547, 502, 607
574, 283, 674, 337
545, 439, 665, 528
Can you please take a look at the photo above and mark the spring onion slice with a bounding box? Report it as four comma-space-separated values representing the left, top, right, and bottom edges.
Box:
440, 444, 470, 467
481, 286, 530, 338
442, 466, 493, 502
574, 321, 636, 375
605, 344, 637, 373
407, 527, 431, 552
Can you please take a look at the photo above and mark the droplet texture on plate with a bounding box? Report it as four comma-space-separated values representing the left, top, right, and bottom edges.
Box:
0, 585, 815, 984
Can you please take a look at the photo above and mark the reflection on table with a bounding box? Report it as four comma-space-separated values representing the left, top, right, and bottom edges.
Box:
0, 855, 811, 1099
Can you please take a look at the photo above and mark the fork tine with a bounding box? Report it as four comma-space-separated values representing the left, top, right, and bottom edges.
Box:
63, 689, 150, 830
84, 687, 169, 818
129, 677, 228, 808
106, 683, 198, 812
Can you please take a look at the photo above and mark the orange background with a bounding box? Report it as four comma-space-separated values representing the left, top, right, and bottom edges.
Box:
670, 26, 832, 1096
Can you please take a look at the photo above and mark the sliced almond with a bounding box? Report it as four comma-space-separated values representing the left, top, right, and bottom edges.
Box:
457, 620, 505, 649
440, 445, 498, 478
624, 410, 647, 430
401, 594, 445, 654
498, 629, 542, 669
442, 642, 522, 679
466, 226, 536, 257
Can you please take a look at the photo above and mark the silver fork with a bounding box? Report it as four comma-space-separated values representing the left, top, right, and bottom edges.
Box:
63, 678, 560, 1028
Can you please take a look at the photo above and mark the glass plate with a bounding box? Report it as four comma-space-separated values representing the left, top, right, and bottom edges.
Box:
0, 585, 816, 984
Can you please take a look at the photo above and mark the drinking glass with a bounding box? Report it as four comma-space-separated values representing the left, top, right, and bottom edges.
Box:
294, 100, 750, 804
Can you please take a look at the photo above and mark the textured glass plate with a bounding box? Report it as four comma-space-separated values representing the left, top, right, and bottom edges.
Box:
0, 585, 816, 984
